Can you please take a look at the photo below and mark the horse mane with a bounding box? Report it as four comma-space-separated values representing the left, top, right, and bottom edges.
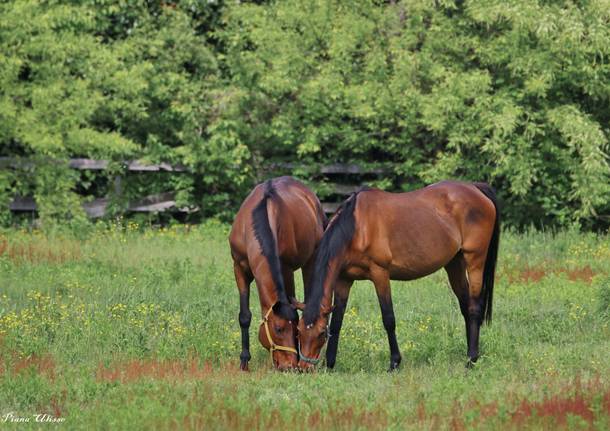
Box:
251, 180, 297, 320
303, 188, 368, 325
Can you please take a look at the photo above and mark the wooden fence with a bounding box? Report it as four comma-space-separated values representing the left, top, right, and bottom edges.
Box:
4, 158, 386, 218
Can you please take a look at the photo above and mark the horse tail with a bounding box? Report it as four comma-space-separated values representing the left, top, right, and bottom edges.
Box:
252, 180, 289, 307
474, 183, 500, 325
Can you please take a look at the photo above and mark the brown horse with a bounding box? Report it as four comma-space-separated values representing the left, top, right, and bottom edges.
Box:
229, 176, 326, 371
295, 181, 499, 371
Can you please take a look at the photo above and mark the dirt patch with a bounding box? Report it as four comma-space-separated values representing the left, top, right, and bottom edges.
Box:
512, 392, 593, 427
412, 377, 609, 430
520, 268, 546, 283
0, 353, 57, 381
96, 357, 231, 383
503, 266, 549, 284
172, 405, 389, 431
561, 266, 596, 283
307, 406, 388, 430
0, 236, 81, 264
503, 265, 599, 284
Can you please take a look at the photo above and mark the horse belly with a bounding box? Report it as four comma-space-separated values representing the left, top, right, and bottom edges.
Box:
385, 218, 460, 281
388, 261, 449, 281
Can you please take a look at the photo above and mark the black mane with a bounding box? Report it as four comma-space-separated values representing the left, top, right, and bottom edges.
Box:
251, 180, 297, 321
303, 189, 366, 325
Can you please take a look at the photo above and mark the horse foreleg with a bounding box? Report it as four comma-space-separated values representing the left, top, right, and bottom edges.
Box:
234, 262, 253, 371
372, 269, 401, 371
326, 277, 353, 369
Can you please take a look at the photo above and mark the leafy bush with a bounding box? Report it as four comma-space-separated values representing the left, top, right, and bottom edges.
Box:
0, 0, 242, 225
220, 0, 610, 228
1, 1, 609, 229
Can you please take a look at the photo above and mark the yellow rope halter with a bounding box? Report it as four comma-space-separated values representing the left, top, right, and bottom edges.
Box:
261, 306, 298, 362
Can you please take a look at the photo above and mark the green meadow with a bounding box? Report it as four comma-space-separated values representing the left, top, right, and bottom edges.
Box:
0, 223, 609, 430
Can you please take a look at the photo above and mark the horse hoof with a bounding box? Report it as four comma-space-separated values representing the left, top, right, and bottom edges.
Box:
240, 361, 249, 372
465, 359, 475, 369
387, 363, 400, 372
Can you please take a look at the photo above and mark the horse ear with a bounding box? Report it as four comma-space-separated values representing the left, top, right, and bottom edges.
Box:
320, 303, 335, 316
290, 297, 305, 311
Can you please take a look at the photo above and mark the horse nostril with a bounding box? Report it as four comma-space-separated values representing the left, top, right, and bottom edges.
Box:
298, 361, 313, 372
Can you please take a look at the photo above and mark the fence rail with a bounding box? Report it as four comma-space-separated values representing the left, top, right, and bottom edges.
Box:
9, 193, 195, 218
0, 157, 187, 172
5, 158, 385, 217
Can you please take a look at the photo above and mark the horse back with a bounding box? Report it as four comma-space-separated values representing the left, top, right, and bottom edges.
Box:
229, 177, 324, 270
272, 177, 325, 268
423, 181, 497, 254
348, 181, 495, 279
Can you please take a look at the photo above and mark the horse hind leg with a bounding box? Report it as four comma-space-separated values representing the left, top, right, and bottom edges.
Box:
462, 250, 487, 364
444, 253, 471, 363
234, 262, 253, 371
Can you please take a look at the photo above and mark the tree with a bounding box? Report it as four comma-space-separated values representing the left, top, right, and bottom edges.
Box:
220, 0, 609, 228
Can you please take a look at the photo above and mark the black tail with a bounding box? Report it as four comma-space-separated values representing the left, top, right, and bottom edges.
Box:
474, 183, 500, 324
252, 180, 291, 316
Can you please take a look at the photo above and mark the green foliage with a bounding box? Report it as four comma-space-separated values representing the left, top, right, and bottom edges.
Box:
0, 0, 234, 225
1, 0, 609, 228
220, 0, 610, 228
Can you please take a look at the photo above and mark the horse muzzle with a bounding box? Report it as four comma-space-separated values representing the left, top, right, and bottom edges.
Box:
298, 350, 320, 371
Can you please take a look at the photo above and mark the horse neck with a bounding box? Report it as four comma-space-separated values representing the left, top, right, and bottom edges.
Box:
320, 252, 345, 311
256, 276, 282, 315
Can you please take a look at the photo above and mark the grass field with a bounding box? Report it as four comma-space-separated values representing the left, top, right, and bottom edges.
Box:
0, 221, 609, 430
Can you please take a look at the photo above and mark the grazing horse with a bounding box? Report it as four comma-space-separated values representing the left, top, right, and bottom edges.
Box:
229, 177, 326, 371
295, 181, 499, 371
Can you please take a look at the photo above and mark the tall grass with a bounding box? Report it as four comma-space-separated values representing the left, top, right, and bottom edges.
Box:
0, 222, 609, 429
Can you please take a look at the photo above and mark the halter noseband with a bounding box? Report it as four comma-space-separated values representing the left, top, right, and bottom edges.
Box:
298, 350, 321, 365
260, 307, 298, 363
297, 324, 329, 366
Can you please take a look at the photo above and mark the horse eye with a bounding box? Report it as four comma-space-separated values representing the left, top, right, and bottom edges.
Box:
275, 326, 283, 333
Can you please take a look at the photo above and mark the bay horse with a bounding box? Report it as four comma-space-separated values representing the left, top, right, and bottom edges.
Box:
294, 181, 499, 371
229, 176, 326, 371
